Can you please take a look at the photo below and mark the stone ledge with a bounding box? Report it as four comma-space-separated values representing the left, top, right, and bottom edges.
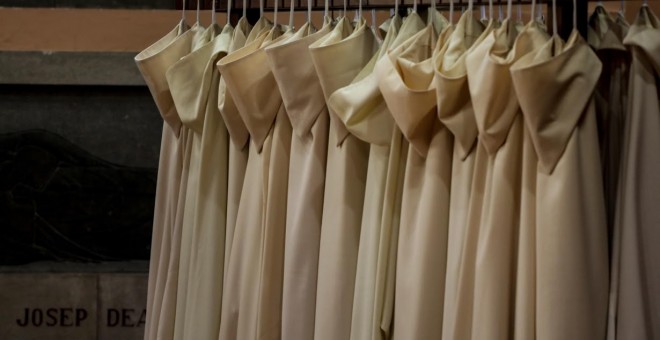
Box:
0, 51, 145, 86
0, 272, 147, 340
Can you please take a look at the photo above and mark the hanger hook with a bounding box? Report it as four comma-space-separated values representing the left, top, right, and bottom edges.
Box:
182, 0, 187, 21
449, 0, 454, 24
196, 0, 200, 24
212, 0, 216, 24
552, 0, 557, 36
226, 0, 231, 24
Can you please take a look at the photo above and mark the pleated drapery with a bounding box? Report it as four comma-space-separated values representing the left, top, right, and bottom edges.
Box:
135, 5, 659, 340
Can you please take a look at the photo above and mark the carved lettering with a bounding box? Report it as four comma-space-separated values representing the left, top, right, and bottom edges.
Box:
15, 308, 88, 327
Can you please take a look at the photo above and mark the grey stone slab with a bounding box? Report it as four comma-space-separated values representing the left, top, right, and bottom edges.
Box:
0, 51, 145, 86
0, 273, 98, 340
98, 274, 148, 340
0, 261, 149, 273
0, 85, 162, 168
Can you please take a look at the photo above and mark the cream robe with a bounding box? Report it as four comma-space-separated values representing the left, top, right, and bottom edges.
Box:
165, 23, 217, 340
588, 5, 631, 237
431, 11, 491, 340
608, 7, 660, 340
310, 17, 377, 340
217, 17, 253, 287
376, 24, 452, 340
466, 20, 548, 340
166, 23, 234, 340
265, 19, 332, 340
511, 32, 608, 340
330, 13, 431, 340
134, 21, 206, 340
217, 25, 292, 340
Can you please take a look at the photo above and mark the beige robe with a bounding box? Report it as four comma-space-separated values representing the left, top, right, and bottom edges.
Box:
166, 23, 234, 340
511, 31, 609, 340
134, 21, 206, 340
376, 24, 452, 340
588, 5, 631, 237
217, 25, 293, 340
217, 17, 253, 288
608, 7, 660, 340
264, 19, 332, 340
431, 11, 491, 340
310, 17, 377, 340
466, 19, 548, 340
330, 12, 434, 340
165, 23, 217, 340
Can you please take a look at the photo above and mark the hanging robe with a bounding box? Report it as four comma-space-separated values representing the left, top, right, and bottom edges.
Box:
217, 16, 253, 288
134, 21, 207, 340
376, 24, 452, 340
217, 25, 293, 340
465, 19, 549, 340
164, 23, 217, 340
309, 17, 377, 340
431, 11, 491, 340
264, 19, 332, 340
329, 12, 434, 340
588, 5, 631, 238
166, 23, 234, 340
608, 7, 660, 340
511, 31, 609, 340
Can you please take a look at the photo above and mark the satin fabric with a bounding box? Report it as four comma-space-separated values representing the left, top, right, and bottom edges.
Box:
432, 11, 492, 340
217, 17, 252, 289
511, 31, 608, 340
265, 18, 332, 340
588, 5, 631, 238
310, 17, 377, 340
217, 23, 293, 340
134, 21, 187, 340
608, 7, 660, 340
134, 21, 207, 340
165, 23, 217, 340
376, 22, 453, 340
466, 19, 549, 340
166, 23, 234, 340
328, 14, 423, 339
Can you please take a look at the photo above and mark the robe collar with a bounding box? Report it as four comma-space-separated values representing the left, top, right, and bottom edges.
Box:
511, 31, 602, 174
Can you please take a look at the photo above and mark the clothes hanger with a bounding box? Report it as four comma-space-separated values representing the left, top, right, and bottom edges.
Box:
449, 0, 454, 24
226, 0, 231, 25
196, 0, 201, 25
273, 0, 278, 26
211, 0, 216, 25
182, 0, 187, 23
325, 0, 330, 20
517, 0, 523, 23
550, 0, 575, 37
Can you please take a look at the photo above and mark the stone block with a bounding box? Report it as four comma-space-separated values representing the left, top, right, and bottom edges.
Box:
98, 274, 148, 340
0, 273, 97, 340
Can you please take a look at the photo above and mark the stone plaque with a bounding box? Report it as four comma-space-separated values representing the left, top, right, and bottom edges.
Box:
0, 272, 148, 340
98, 274, 148, 340
0, 273, 97, 340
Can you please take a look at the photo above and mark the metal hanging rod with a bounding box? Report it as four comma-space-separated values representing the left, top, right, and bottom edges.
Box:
213, 0, 541, 12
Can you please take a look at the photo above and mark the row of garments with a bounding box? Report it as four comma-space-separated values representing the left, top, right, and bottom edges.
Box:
135, 1, 659, 339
